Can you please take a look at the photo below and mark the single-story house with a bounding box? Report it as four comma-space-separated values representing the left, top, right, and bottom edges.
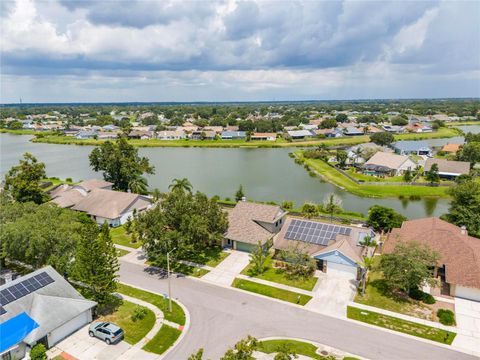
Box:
250, 132, 277, 141
274, 217, 375, 278
128, 130, 154, 140
406, 123, 433, 133
50, 179, 152, 227
221, 131, 247, 140
364, 152, 416, 176
75, 131, 97, 139
382, 125, 405, 133
224, 201, 287, 252
392, 141, 432, 156
97, 131, 119, 140
347, 143, 382, 165
441, 143, 461, 154
312, 128, 343, 138
286, 130, 314, 140
190, 130, 216, 140
424, 158, 470, 179
299, 124, 318, 131
0, 266, 96, 359
385, 218, 480, 301
343, 127, 364, 136
156, 130, 186, 140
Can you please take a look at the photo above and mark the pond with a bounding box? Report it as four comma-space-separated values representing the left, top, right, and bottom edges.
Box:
0, 133, 451, 219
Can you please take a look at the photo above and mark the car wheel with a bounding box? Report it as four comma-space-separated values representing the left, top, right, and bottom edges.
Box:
105, 338, 111, 345
89, 331, 94, 337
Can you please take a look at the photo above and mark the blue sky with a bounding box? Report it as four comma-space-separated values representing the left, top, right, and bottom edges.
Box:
1, 0, 479, 103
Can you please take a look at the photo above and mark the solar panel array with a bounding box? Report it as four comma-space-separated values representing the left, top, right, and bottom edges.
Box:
285, 219, 352, 246
0, 272, 54, 308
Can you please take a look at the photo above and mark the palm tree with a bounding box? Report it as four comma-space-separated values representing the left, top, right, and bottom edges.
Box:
323, 193, 342, 222
352, 147, 363, 166
151, 188, 162, 202
358, 235, 377, 249
358, 256, 375, 296
169, 178, 193, 193
128, 176, 148, 194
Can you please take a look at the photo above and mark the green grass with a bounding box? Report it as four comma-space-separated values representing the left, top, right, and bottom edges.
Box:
178, 246, 230, 267
110, 226, 142, 249
116, 248, 130, 257
241, 257, 318, 291
116, 283, 186, 325
347, 306, 456, 344
231, 278, 312, 305
0, 128, 55, 135
298, 153, 449, 198
97, 300, 155, 345
346, 169, 404, 183
142, 324, 182, 355
258, 339, 323, 359
170, 262, 210, 277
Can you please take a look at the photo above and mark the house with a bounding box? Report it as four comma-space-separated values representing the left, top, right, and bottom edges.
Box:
50, 179, 152, 227
286, 130, 314, 140
385, 218, 480, 301
392, 141, 432, 156
424, 158, 470, 179
441, 143, 461, 154
274, 217, 375, 278
128, 130, 153, 140
221, 131, 247, 140
382, 125, 405, 133
75, 130, 97, 139
343, 127, 364, 136
156, 130, 186, 140
0, 266, 96, 359
347, 143, 382, 165
406, 123, 433, 133
190, 130, 216, 140
224, 201, 287, 252
299, 124, 318, 131
97, 131, 119, 140
364, 152, 416, 176
250, 132, 276, 141
312, 128, 343, 138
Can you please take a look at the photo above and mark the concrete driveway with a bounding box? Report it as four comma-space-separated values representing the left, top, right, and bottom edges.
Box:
453, 298, 480, 355
305, 269, 357, 317
202, 250, 250, 286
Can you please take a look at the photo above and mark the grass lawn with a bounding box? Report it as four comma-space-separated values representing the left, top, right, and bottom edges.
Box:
232, 278, 312, 305
171, 262, 210, 277
110, 226, 142, 249
179, 246, 230, 267
258, 339, 323, 359
241, 257, 318, 291
347, 306, 456, 344
116, 283, 186, 325
97, 300, 155, 345
142, 324, 181, 355
346, 169, 404, 183
116, 248, 130, 257
299, 153, 449, 198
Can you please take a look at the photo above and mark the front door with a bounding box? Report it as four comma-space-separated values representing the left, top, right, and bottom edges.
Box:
225, 239, 233, 248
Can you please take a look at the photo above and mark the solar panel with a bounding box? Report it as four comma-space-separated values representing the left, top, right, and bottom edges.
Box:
284, 219, 352, 246
0, 271, 55, 306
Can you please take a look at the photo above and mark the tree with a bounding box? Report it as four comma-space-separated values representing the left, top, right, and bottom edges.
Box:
425, 163, 440, 185
379, 242, 440, 294
370, 132, 394, 146
169, 178, 193, 193
367, 205, 406, 232
89, 136, 155, 192
456, 142, 480, 168
445, 179, 480, 238
358, 235, 377, 248
4, 152, 47, 204
391, 116, 408, 126
151, 188, 162, 202
301, 202, 318, 219
235, 185, 245, 202
320, 118, 337, 129
403, 169, 413, 182
188, 349, 205, 360
220, 336, 258, 360
336, 149, 348, 168
30, 344, 47, 360
335, 113, 348, 123
249, 239, 272, 275
128, 176, 148, 194
279, 244, 316, 279
74, 222, 119, 305
358, 256, 375, 296
281, 201, 293, 210
323, 193, 343, 222
274, 344, 298, 360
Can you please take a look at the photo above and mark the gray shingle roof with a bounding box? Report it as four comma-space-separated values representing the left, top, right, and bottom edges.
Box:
424, 158, 470, 175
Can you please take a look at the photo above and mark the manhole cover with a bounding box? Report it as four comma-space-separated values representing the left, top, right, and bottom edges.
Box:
320, 350, 329, 356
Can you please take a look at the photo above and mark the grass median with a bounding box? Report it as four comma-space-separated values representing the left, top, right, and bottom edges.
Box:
232, 278, 312, 305
142, 324, 182, 355
347, 306, 456, 344
116, 283, 186, 325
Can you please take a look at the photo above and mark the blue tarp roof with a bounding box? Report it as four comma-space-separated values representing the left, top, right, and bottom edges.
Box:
0, 312, 39, 352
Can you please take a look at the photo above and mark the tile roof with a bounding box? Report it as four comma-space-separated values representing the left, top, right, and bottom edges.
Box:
424, 158, 470, 175
385, 217, 480, 289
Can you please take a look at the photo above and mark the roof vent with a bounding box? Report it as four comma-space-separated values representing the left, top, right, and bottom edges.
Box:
460, 225, 467, 236
241, 196, 246, 202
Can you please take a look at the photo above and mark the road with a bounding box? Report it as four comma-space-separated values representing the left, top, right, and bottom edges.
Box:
119, 260, 477, 360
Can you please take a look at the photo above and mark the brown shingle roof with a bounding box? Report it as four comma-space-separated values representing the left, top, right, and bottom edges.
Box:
424, 158, 470, 175
364, 152, 409, 171
441, 144, 461, 153
225, 202, 286, 245
77, 179, 113, 192
385, 218, 480, 289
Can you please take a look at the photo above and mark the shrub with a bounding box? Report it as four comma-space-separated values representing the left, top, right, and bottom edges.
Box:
437, 309, 455, 326
409, 288, 436, 304
131, 305, 148, 322
30, 344, 47, 360
66, 177, 73, 182
423, 293, 436, 304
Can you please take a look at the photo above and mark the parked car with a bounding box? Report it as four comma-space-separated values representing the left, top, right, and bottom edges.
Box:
88, 322, 124, 344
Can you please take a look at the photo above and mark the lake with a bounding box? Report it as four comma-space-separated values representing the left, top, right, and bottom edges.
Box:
0, 133, 453, 219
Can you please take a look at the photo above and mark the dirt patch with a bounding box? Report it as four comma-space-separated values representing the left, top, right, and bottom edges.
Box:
430, 300, 455, 323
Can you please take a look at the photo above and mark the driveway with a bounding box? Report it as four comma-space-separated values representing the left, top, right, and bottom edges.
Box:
453, 297, 480, 355
305, 269, 357, 317
202, 250, 250, 286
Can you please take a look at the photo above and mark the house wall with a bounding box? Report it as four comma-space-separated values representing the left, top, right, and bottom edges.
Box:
47, 310, 92, 347
397, 159, 416, 175
314, 251, 357, 267
256, 216, 285, 234
1, 343, 26, 360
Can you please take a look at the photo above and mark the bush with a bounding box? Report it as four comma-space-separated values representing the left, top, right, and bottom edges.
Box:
409, 288, 436, 304
66, 177, 73, 182
437, 309, 455, 326
30, 344, 47, 360
131, 305, 148, 322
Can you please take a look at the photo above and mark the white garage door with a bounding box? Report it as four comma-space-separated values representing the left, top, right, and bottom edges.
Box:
48, 310, 91, 347
327, 261, 358, 279
455, 286, 480, 302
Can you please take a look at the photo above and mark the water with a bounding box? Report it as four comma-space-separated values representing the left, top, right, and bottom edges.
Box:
0, 133, 451, 219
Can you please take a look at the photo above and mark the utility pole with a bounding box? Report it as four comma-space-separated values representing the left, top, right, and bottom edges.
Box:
167, 247, 176, 312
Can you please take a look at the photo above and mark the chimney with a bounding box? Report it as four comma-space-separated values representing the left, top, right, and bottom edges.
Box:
460, 225, 467, 236
241, 196, 246, 202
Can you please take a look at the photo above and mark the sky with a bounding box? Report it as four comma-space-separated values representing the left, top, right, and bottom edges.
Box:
1, 0, 479, 103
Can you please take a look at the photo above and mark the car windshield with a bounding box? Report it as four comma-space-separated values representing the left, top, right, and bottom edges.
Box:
95, 323, 105, 329
113, 329, 123, 336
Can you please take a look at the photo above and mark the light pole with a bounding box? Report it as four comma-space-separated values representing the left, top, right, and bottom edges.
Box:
167, 247, 176, 313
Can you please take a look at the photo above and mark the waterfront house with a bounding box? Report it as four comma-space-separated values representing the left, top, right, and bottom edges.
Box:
385, 218, 480, 301
128, 130, 154, 139
441, 143, 461, 154
287, 129, 314, 140
221, 131, 247, 140
392, 140, 432, 156
343, 127, 364, 136
75, 130, 97, 139
250, 132, 277, 141
364, 152, 416, 176
156, 130, 186, 140
382, 125, 405, 133
190, 130, 216, 140
424, 158, 470, 179
300, 124, 318, 131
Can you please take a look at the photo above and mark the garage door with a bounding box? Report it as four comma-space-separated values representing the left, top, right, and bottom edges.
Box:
48, 311, 91, 347
236, 242, 255, 252
327, 261, 358, 279
455, 286, 480, 302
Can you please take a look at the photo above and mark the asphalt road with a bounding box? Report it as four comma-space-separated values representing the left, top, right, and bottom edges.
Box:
119, 260, 477, 360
